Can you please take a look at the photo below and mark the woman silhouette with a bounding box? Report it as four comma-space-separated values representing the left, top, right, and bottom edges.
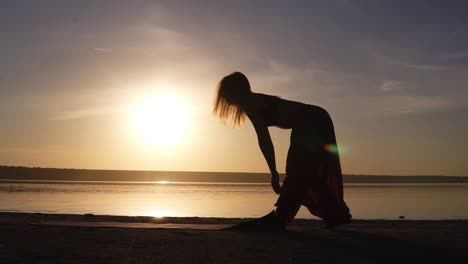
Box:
214, 72, 351, 229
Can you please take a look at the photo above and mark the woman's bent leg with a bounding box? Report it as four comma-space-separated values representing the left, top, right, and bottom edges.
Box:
274, 179, 302, 226
284, 123, 351, 228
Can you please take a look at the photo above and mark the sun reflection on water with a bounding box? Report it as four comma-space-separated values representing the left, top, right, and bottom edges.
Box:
156, 181, 170, 184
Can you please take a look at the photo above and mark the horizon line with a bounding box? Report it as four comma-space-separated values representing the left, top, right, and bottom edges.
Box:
0, 164, 466, 178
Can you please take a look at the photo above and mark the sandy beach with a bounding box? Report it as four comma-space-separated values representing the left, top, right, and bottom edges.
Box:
0, 212, 467, 263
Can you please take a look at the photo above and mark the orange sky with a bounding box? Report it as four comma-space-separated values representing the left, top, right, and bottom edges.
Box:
1, 1, 467, 176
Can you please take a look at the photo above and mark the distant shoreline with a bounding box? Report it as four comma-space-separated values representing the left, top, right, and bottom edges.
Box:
1, 165, 467, 183
1, 179, 468, 185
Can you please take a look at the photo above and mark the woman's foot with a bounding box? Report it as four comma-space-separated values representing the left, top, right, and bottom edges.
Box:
324, 215, 352, 229
224, 210, 285, 231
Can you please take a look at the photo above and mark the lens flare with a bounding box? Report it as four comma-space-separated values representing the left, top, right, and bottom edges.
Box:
323, 144, 346, 155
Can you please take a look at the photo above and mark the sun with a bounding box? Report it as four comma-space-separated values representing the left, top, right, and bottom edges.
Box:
132, 94, 188, 147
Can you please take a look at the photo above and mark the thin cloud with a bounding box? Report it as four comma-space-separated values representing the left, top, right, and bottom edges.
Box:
340, 93, 456, 118
93, 48, 113, 52
120, 24, 191, 53
380, 95, 454, 116
399, 62, 450, 71
377, 54, 450, 71
53, 106, 126, 121
0, 146, 70, 155
379, 80, 404, 92
251, 59, 332, 96
440, 52, 468, 59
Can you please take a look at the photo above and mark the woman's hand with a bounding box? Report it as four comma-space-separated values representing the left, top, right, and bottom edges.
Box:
271, 171, 281, 194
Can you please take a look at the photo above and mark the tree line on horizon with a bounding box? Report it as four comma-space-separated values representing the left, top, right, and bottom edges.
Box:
0, 165, 467, 183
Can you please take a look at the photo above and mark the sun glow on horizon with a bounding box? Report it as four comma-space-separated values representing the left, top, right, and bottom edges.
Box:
151, 209, 175, 218
132, 93, 189, 148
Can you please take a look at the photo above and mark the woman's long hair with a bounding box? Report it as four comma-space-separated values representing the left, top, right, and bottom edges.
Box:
213, 72, 252, 127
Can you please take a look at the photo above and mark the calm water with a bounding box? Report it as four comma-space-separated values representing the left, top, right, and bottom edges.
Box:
1, 180, 468, 219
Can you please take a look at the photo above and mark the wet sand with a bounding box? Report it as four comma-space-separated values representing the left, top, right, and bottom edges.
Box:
0, 212, 467, 263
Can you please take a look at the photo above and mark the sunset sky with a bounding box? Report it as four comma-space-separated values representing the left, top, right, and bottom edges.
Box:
1, 1, 467, 176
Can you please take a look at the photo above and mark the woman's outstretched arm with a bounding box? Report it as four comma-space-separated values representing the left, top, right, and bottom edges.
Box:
246, 111, 281, 194
255, 126, 281, 194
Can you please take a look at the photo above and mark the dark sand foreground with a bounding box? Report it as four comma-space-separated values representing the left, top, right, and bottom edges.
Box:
1, 212, 467, 264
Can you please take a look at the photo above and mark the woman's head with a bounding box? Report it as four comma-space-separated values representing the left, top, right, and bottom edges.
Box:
213, 72, 252, 126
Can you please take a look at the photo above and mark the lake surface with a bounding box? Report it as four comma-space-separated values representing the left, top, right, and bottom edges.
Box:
1, 180, 468, 219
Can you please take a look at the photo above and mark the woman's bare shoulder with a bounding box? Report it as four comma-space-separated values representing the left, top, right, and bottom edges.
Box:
248, 92, 279, 105
244, 93, 266, 119
245, 92, 261, 107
